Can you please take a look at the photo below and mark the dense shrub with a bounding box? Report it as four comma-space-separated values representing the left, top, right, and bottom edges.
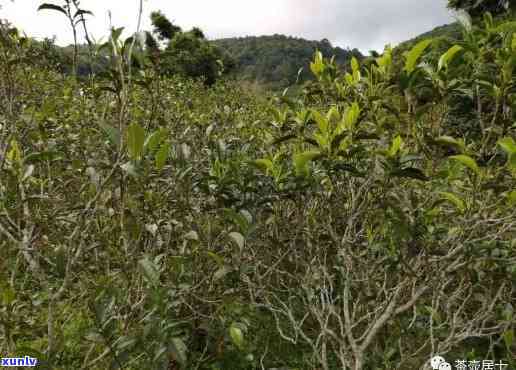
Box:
448, 0, 514, 17
0, 11, 515, 370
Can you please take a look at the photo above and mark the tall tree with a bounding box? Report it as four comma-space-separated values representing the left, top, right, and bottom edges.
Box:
150, 11, 181, 41
447, 0, 513, 17
146, 11, 227, 85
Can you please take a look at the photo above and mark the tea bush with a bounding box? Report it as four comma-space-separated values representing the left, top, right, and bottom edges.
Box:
0, 11, 515, 370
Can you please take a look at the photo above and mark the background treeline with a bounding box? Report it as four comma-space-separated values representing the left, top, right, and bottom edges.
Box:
8, 0, 516, 89
10, 7, 363, 89
213, 35, 363, 89
31, 33, 363, 90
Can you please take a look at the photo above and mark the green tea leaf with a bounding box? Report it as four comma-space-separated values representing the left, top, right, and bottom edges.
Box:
439, 192, 466, 213
1, 286, 16, 306
498, 137, 516, 155
507, 189, 516, 205
111, 27, 125, 43
127, 122, 145, 161
271, 134, 296, 146
351, 57, 360, 74
326, 106, 340, 123
170, 338, 187, 365
213, 265, 231, 281
252, 159, 273, 174
21, 165, 35, 182
389, 135, 403, 157
345, 73, 354, 85
37, 3, 67, 16
155, 142, 170, 170
435, 136, 466, 153
390, 167, 428, 181
405, 39, 433, 73
438, 45, 463, 71
503, 329, 514, 350
456, 11, 472, 32
145, 129, 164, 153
7, 139, 22, 164
24, 151, 62, 164
311, 109, 329, 134
294, 150, 321, 177
138, 257, 160, 286
100, 123, 121, 147
54, 245, 66, 278
228, 231, 245, 250
223, 208, 250, 233
310, 51, 324, 77
206, 251, 224, 267
184, 230, 199, 241
449, 154, 480, 175
229, 324, 245, 350
509, 153, 516, 172
73, 9, 94, 19
120, 162, 138, 177
116, 337, 137, 351
376, 45, 392, 73
344, 102, 361, 130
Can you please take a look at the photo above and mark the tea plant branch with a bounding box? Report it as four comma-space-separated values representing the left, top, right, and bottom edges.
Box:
47, 159, 121, 356
72, 0, 96, 82
38, 1, 78, 77
18, 181, 44, 280
127, 0, 144, 91
0, 219, 18, 245
0, 131, 11, 172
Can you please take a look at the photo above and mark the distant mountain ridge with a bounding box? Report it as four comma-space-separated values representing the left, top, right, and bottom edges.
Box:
20, 24, 465, 90
212, 34, 363, 89
395, 22, 462, 52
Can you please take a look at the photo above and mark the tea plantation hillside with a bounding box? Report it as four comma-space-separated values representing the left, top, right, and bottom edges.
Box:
0, 6, 515, 370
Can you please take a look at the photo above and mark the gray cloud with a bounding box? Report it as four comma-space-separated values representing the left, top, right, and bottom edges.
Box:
1, 0, 455, 52
244, 0, 455, 52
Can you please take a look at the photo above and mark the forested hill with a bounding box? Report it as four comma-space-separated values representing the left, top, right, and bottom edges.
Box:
394, 22, 462, 54
19, 23, 463, 90
212, 34, 363, 89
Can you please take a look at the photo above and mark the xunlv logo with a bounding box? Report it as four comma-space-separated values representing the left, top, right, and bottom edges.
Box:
1, 356, 38, 367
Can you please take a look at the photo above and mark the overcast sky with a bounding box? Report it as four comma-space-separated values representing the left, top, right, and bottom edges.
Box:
1, 0, 455, 52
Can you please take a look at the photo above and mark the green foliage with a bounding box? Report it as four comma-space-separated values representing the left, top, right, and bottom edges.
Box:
213, 35, 363, 89
127, 122, 145, 161
448, 0, 514, 17
162, 31, 223, 85
37, 3, 69, 16
404, 39, 433, 73
150, 10, 182, 41
146, 10, 225, 85
0, 8, 515, 370
438, 44, 463, 71
37, 0, 94, 77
